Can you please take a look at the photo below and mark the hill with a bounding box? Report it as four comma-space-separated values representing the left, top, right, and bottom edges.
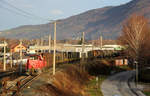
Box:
1, 0, 150, 40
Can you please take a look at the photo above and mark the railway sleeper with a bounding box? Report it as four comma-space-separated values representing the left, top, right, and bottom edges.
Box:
1, 80, 22, 96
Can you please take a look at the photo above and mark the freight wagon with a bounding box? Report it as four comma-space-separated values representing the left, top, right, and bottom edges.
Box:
25, 52, 80, 75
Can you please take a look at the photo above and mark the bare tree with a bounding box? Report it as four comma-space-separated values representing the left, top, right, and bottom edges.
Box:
121, 14, 150, 82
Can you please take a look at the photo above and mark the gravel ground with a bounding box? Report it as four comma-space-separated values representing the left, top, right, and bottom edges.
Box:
22, 72, 52, 96
101, 71, 136, 96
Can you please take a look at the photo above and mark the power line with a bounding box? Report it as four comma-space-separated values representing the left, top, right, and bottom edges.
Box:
0, 5, 34, 20
0, 0, 49, 21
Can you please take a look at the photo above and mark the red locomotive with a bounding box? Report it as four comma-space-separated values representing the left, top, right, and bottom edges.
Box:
25, 52, 80, 75
26, 54, 47, 75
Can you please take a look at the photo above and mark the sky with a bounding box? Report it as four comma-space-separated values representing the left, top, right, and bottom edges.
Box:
0, 0, 131, 31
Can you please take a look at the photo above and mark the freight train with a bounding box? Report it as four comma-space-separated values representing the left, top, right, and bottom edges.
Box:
88, 50, 125, 58
25, 52, 80, 75
25, 50, 124, 75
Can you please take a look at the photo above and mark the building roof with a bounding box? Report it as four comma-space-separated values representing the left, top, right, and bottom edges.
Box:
10, 43, 27, 49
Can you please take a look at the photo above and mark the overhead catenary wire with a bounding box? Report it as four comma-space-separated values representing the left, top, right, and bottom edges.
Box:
0, 0, 57, 41
0, 5, 35, 20
0, 0, 49, 21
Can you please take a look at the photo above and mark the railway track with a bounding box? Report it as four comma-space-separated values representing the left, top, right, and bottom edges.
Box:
127, 76, 139, 96
115, 71, 145, 96
117, 71, 137, 96
127, 74, 146, 96
0, 71, 17, 78
13, 74, 40, 96
1, 74, 41, 96
101, 71, 143, 96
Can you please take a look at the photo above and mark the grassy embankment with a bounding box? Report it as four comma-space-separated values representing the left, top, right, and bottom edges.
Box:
139, 68, 150, 96
142, 84, 150, 96
35, 58, 129, 96
85, 75, 107, 96
85, 59, 130, 96
143, 91, 150, 96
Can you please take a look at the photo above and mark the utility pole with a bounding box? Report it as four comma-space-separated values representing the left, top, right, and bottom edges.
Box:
36, 39, 40, 46
62, 51, 64, 63
49, 35, 51, 53
100, 36, 103, 50
20, 40, 23, 60
92, 40, 94, 51
53, 21, 56, 75
41, 38, 43, 46
36, 39, 40, 54
20, 40, 23, 74
41, 38, 44, 53
81, 32, 85, 61
135, 58, 138, 86
3, 41, 6, 71
10, 50, 13, 68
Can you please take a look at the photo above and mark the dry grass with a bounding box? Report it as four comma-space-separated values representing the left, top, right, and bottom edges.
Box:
36, 59, 126, 96
36, 64, 90, 96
